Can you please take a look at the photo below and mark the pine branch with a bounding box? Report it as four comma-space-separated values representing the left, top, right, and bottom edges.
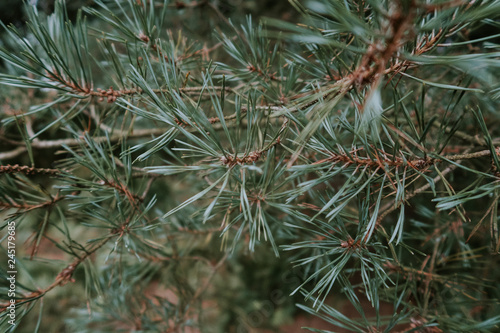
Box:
1, 0, 499, 331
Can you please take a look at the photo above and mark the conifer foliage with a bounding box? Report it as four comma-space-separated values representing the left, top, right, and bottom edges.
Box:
1, 0, 500, 332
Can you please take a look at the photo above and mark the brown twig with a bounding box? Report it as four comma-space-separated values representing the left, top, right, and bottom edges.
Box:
375, 161, 461, 230
0, 106, 289, 161
314, 147, 499, 174
0, 194, 65, 212
220, 118, 288, 166
0, 147, 27, 161
0, 236, 110, 312
0, 164, 60, 176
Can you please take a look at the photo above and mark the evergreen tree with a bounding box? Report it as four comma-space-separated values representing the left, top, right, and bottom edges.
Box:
1, 0, 500, 332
